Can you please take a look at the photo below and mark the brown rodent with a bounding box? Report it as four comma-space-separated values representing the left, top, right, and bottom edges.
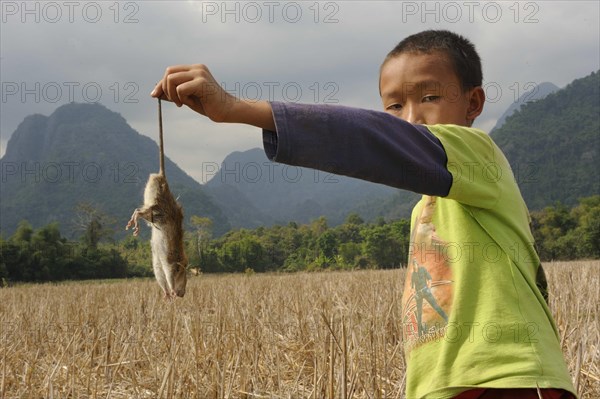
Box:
126, 99, 188, 298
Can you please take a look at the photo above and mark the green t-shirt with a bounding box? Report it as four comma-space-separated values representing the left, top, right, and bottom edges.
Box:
401, 124, 577, 399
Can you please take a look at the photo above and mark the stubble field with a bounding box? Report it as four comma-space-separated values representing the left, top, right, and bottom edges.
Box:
1, 261, 598, 398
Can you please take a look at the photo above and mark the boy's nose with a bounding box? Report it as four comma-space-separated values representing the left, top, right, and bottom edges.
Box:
402, 106, 424, 124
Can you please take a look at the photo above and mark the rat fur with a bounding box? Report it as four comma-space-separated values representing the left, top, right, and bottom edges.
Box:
126, 99, 188, 298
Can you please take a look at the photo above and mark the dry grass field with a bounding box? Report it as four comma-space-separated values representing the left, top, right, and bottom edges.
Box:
1, 261, 598, 399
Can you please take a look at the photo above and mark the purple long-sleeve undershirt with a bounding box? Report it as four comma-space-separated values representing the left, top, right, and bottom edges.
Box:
262, 101, 453, 197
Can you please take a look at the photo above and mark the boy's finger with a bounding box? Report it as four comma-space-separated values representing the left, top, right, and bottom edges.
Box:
160, 65, 191, 105
177, 80, 206, 115
150, 81, 164, 98
165, 70, 196, 107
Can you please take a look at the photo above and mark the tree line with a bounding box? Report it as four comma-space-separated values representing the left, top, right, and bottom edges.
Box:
1, 196, 598, 284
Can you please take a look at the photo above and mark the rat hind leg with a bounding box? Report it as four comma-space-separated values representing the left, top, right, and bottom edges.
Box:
152, 249, 170, 297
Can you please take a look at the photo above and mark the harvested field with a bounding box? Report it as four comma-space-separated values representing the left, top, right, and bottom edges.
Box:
1, 261, 598, 398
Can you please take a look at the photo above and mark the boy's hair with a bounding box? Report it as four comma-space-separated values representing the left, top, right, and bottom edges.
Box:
382, 30, 483, 91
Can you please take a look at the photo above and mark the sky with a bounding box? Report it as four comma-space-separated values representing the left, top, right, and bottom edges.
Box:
1, 1, 599, 183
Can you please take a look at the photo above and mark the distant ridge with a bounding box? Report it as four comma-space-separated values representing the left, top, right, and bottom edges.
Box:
204, 148, 400, 228
0, 102, 230, 238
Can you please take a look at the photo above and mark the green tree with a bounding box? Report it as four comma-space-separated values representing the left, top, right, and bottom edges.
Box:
5, 221, 34, 281
337, 222, 362, 244
570, 196, 600, 258
73, 203, 114, 249
190, 215, 213, 272
118, 235, 153, 277
13, 220, 33, 242
0, 237, 13, 285
317, 230, 338, 259
390, 219, 411, 267
311, 216, 328, 235
29, 222, 67, 281
531, 202, 576, 260
345, 213, 364, 225
338, 242, 361, 266
0, 265, 7, 286
239, 235, 267, 272
362, 224, 403, 269
216, 230, 267, 272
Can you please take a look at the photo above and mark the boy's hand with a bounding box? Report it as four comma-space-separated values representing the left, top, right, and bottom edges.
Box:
151, 64, 275, 131
151, 64, 234, 123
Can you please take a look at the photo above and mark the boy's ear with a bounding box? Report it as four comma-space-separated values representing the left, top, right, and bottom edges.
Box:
466, 86, 485, 126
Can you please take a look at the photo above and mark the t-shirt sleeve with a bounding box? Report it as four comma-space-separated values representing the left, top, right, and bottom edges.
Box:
262, 101, 453, 197
425, 124, 504, 209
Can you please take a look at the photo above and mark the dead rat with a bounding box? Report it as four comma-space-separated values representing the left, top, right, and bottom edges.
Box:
126, 98, 188, 298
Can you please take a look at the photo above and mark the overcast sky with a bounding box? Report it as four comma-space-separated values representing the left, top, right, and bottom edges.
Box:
1, 1, 598, 183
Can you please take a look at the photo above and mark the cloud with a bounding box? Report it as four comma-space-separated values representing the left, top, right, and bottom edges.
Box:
1, 1, 598, 183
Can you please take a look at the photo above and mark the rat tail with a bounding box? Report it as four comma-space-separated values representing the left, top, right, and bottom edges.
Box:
158, 98, 165, 177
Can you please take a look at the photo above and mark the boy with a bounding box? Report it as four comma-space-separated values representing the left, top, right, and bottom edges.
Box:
151, 30, 576, 399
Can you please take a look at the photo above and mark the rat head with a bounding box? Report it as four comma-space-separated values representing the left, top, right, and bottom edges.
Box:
170, 258, 188, 298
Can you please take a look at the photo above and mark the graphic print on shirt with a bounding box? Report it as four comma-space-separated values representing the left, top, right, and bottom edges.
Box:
402, 196, 453, 354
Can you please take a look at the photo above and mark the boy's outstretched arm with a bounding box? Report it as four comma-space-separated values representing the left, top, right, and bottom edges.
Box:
152, 64, 453, 196
151, 64, 275, 131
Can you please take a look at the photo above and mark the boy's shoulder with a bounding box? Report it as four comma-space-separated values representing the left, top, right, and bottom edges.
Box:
425, 123, 492, 144
424, 123, 500, 164
422, 123, 515, 209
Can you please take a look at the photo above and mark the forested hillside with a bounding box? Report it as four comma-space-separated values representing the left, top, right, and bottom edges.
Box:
491, 71, 599, 209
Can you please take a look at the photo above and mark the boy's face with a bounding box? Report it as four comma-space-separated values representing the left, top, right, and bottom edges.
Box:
380, 51, 483, 126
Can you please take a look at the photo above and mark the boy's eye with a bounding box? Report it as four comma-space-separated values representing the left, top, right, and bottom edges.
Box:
422, 95, 440, 103
386, 103, 402, 111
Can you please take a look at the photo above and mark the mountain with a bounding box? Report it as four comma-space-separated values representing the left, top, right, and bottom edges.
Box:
204, 148, 402, 227
491, 71, 600, 209
0, 102, 230, 238
3, 71, 595, 239
491, 82, 559, 131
